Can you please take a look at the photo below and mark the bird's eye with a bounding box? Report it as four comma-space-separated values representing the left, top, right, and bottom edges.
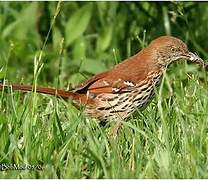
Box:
171, 47, 180, 52
171, 47, 176, 52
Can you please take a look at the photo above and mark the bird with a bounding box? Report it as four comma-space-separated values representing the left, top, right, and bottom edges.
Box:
0, 36, 206, 122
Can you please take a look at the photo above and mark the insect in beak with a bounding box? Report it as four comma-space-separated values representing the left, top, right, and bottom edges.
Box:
181, 51, 205, 67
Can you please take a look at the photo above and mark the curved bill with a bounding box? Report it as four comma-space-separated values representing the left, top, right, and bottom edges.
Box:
181, 52, 205, 67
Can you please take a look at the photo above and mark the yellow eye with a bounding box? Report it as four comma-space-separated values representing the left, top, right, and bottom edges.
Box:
171, 47, 176, 52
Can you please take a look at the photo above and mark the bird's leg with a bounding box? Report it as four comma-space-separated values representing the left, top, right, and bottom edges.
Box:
109, 120, 122, 139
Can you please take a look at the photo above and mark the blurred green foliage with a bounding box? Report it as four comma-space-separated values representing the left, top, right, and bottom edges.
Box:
0, 1, 208, 87
1, 2, 208, 178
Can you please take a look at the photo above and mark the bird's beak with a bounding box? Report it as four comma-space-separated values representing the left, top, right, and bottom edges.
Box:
181, 52, 205, 66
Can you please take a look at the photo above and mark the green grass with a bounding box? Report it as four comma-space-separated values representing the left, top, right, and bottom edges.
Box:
0, 1, 208, 178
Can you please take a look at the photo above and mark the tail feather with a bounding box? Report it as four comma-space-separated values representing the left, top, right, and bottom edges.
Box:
0, 83, 94, 105
0, 83, 78, 99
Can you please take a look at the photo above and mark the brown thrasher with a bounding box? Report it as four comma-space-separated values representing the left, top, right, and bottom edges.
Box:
0, 36, 206, 122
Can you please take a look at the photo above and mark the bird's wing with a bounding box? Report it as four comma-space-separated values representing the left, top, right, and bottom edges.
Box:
86, 77, 136, 94
73, 71, 110, 93
74, 53, 150, 95
74, 71, 146, 95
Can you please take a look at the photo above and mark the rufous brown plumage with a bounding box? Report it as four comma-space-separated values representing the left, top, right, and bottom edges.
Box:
0, 36, 206, 121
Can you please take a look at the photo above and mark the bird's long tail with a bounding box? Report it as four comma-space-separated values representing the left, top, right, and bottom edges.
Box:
0, 83, 78, 99
0, 83, 92, 105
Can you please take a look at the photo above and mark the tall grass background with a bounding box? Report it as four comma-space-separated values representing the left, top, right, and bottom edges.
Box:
0, 1, 208, 178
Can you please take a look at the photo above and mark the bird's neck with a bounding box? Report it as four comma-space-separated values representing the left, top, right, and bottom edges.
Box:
136, 47, 163, 72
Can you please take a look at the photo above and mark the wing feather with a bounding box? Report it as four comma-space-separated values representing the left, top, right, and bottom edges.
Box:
73, 52, 154, 95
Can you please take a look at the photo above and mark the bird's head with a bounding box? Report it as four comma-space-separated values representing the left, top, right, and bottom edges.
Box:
148, 36, 204, 68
